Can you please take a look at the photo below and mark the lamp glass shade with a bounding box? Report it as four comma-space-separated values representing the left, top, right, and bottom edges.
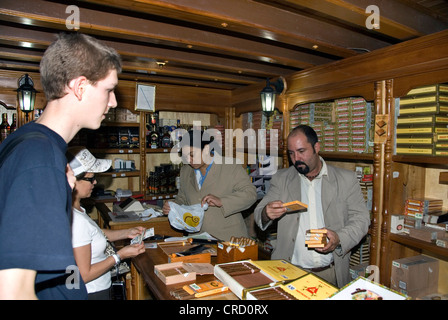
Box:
260, 85, 276, 113
18, 90, 36, 112
17, 74, 36, 113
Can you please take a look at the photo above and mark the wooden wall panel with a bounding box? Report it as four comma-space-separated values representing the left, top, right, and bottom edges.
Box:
0, 70, 231, 121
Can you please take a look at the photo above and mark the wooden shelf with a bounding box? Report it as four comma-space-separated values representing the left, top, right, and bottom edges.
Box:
389, 233, 448, 259
90, 148, 140, 154
98, 170, 140, 178
90, 148, 174, 154
321, 152, 373, 161
146, 148, 172, 154
392, 155, 448, 166
101, 121, 139, 127
145, 193, 177, 201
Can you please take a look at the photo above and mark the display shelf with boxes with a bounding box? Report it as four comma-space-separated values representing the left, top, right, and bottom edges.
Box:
381, 80, 448, 297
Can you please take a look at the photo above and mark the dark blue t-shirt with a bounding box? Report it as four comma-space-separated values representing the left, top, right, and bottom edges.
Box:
0, 122, 87, 299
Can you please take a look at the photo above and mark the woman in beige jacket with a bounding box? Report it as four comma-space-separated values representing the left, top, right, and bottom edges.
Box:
163, 130, 257, 241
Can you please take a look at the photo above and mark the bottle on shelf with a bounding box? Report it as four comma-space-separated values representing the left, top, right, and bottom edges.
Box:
160, 126, 172, 148
147, 113, 159, 149
149, 123, 159, 149
0, 113, 10, 143
9, 113, 17, 134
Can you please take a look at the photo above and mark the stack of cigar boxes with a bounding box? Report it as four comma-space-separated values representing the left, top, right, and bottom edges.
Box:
396, 83, 448, 156
305, 229, 328, 248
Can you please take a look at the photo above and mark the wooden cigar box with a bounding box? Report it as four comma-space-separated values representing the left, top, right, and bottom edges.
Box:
154, 262, 196, 285
157, 241, 211, 264
217, 241, 258, 264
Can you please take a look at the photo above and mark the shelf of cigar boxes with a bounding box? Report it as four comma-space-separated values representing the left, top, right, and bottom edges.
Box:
289, 98, 375, 161
239, 107, 374, 161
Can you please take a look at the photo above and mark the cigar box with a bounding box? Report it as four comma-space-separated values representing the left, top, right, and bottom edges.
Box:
154, 262, 196, 285
399, 104, 448, 115
329, 276, 408, 300
214, 260, 277, 299
397, 115, 448, 126
158, 241, 212, 264
396, 146, 434, 156
434, 148, 448, 156
246, 273, 338, 300
396, 135, 434, 145
406, 84, 448, 96
217, 240, 258, 264
282, 200, 308, 213
395, 124, 448, 135
400, 95, 448, 107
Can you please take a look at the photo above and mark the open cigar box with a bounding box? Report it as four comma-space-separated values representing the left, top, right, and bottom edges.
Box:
158, 241, 212, 264
214, 259, 310, 299
217, 237, 258, 264
154, 262, 197, 285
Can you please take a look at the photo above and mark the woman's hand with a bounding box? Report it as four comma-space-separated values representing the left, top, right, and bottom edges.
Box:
117, 243, 146, 260
126, 226, 145, 239
201, 194, 222, 207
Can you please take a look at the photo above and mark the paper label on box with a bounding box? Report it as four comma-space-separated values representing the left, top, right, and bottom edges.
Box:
392, 261, 400, 268
399, 281, 407, 290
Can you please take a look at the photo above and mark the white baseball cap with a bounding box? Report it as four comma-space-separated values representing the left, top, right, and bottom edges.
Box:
67, 147, 112, 177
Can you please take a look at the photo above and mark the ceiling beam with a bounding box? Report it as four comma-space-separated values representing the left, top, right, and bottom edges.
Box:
0, 25, 298, 87
82, 0, 393, 57
0, 0, 335, 69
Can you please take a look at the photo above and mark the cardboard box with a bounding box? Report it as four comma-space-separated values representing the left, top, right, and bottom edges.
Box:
390, 215, 405, 234
349, 262, 370, 280
390, 255, 439, 298
154, 262, 196, 285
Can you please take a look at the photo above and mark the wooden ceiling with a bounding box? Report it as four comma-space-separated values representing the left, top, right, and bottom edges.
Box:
0, 0, 447, 91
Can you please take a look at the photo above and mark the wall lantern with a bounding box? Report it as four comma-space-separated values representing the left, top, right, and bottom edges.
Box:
260, 78, 284, 120
17, 74, 37, 121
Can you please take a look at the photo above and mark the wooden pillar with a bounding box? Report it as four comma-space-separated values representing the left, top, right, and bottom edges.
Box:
380, 79, 394, 285
370, 80, 386, 273
278, 77, 289, 168
139, 111, 147, 194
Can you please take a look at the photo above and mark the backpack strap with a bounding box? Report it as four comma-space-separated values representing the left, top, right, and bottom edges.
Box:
0, 132, 47, 168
